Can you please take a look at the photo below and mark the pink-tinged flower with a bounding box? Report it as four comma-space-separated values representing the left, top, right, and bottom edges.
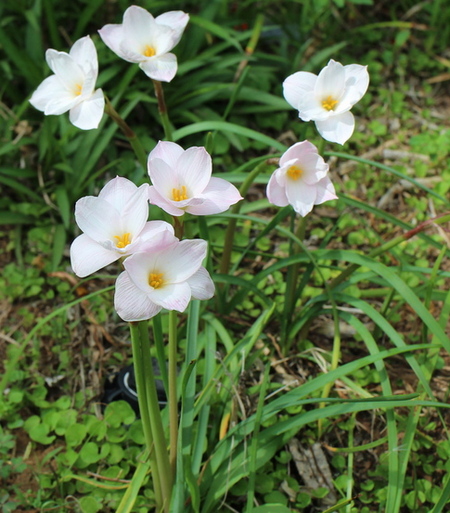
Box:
70, 176, 175, 277
98, 6, 189, 83
29, 36, 104, 130
266, 141, 337, 216
147, 141, 242, 216
114, 239, 214, 321
283, 59, 369, 145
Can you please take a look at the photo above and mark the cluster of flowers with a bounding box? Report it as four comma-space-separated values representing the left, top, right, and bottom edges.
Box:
29, 6, 189, 130
70, 141, 242, 321
29, 5, 370, 320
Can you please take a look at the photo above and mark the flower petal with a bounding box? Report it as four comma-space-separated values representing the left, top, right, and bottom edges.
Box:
70, 233, 119, 277
98, 24, 133, 62
187, 266, 215, 300
283, 71, 317, 110
139, 220, 175, 240
315, 59, 345, 101
75, 196, 121, 241
147, 157, 179, 198
29, 75, 76, 114
296, 152, 329, 184
177, 146, 212, 195
148, 186, 186, 216
136, 222, 177, 252
147, 282, 192, 312
314, 176, 338, 204
70, 36, 98, 76
285, 180, 317, 217
139, 53, 178, 82
158, 239, 207, 283
122, 252, 157, 294
185, 177, 242, 215
148, 141, 185, 170
69, 88, 105, 130
315, 111, 355, 145
98, 176, 138, 210
121, 184, 151, 237
337, 64, 370, 112
296, 90, 328, 121
122, 5, 157, 54
155, 11, 189, 46
45, 49, 85, 93
267, 170, 289, 207
115, 271, 162, 321
279, 140, 318, 167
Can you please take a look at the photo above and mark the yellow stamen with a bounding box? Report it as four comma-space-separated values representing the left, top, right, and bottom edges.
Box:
74, 83, 82, 96
287, 165, 303, 181
322, 96, 338, 111
172, 185, 188, 202
149, 272, 164, 289
143, 45, 156, 57
114, 233, 132, 249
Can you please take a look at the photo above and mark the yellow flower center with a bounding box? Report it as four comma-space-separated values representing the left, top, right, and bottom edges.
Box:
114, 233, 132, 249
172, 185, 188, 202
149, 272, 164, 289
143, 45, 156, 57
287, 165, 303, 181
322, 96, 338, 111
74, 83, 82, 96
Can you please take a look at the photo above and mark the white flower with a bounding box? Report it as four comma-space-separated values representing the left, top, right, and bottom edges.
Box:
147, 141, 242, 216
70, 176, 175, 277
98, 6, 189, 83
266, 141, 337, 216
114, 239, 215, 321
283, 59, 369, 144
29, 36, 104, 130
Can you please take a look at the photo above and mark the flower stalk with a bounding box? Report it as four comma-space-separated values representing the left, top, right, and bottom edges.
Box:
153, 80, 173, 141
129, 322, 163, 509
137, 320, 172, 512
281, 214, 307, 347
168, 310, 178, 476
104, 96, 148, 173
219, 160, 269, 276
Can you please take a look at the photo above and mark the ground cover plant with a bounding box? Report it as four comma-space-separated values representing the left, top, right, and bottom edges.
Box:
2, 0, 450, 512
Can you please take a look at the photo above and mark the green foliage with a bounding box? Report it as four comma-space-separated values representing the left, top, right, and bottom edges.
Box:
2, 0, 450, 512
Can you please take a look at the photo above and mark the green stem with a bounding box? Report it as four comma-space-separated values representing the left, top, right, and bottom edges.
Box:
168, 310, 178, 477
153, 315, 169, 395
281, 214, 307, 348
233, 13, 265, 82
136, 321, 172, 512
153, 80, 173, 141
316, 137, 326, 156
173, 216, 184, 239
219, 161, 269, 275
329, 212, 450, 290
104, 96, 148, 172
129, 322, 162, 509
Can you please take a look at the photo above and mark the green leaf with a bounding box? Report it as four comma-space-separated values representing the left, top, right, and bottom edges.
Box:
79, 495, 102, 513
79, 442, 101, 465
51, 224, 66, 271
29, 423, 56, 445
0, 211, 34, 224
55, 187, 71, 229
65, 423, 88, 447
172, 121, 287, 151
104, 400, 136, 428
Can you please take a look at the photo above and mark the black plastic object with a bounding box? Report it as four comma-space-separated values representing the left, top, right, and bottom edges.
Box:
103, 360, 167, 414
